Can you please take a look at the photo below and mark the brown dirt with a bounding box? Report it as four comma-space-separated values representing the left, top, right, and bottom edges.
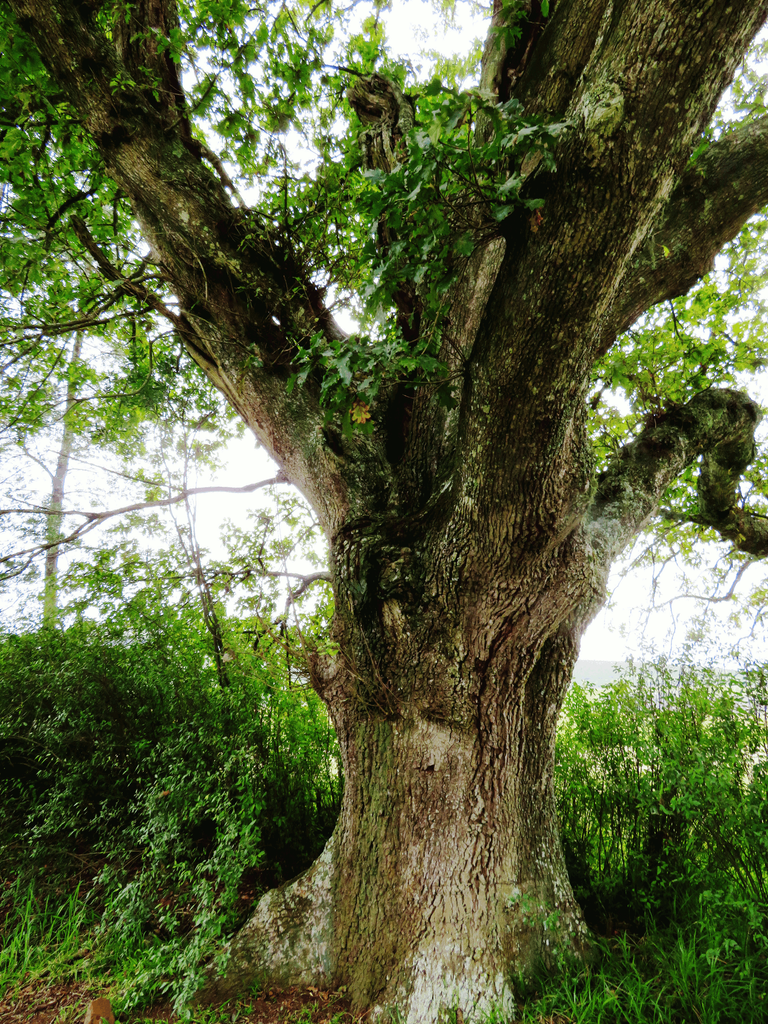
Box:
0, 980, 365, 1024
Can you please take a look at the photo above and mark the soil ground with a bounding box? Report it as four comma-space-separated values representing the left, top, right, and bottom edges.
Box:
0, 980, 365, 1024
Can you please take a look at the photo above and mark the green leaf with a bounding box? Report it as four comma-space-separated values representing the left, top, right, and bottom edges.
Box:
491, 203, 516, 221
454, 232, 475, 257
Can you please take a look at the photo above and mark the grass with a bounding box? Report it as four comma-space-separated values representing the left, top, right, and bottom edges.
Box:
0, 876, 361, 1022
510, 923, 768, 1024
3, 840, 768, 1022
0, 880, 110, 998
3, 896, 768, 1024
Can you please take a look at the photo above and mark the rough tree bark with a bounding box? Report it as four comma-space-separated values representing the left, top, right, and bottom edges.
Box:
8, 0, 768, 1020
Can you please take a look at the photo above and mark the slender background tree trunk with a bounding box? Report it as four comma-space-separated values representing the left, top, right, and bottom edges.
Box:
43, 332, 82, 626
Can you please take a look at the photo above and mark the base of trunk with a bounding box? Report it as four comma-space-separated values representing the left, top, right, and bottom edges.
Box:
197, 632, 592, 1022
196, 821, 590, 1022
366, 887, 589, 1023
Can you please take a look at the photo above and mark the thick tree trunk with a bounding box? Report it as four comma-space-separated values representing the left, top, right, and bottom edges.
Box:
202, 649, 589, 1019
201, 518, 597, 1020
327, 645, 589, 1020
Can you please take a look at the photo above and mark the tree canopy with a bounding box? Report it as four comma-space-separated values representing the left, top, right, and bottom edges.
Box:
2, 2, 768, 606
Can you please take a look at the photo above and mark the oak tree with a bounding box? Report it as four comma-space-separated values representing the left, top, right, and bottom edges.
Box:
4, 0, 768, 1019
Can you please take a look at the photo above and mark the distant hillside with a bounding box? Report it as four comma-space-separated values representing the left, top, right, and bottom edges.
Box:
572, 659, 627, 688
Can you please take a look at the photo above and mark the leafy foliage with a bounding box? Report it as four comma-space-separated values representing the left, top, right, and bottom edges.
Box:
353, 83, 561, 308
291, 82, 566, 418
557, 659, 768, 932
505, 657, 768, 1024
0, 618, 341, 1009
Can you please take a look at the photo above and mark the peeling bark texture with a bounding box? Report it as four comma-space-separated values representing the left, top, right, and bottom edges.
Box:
9, 0, 768, 1019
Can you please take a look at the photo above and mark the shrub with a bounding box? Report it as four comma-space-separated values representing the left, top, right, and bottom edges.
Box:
0, 619, 342, 1008
556, 658, 768, 933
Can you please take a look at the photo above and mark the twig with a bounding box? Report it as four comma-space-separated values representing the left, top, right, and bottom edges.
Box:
70, 215, 187, 331
0, 473, 289, 571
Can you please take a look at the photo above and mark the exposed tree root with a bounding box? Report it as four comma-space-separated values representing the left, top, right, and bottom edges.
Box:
196, 836, 336, 1004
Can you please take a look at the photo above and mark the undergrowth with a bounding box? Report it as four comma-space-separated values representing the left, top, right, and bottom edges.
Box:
3, 632, 768, 1022
516, 657, 768, 1024
0, 619, 341, 1011
512, 919, 768, 1023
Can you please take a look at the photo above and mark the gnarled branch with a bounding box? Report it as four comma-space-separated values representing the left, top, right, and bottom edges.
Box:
586, 388, 762, 561
661, 506, 768, 558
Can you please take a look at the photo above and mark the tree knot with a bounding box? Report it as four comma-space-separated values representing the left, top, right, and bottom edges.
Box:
347, 74, 415, 173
